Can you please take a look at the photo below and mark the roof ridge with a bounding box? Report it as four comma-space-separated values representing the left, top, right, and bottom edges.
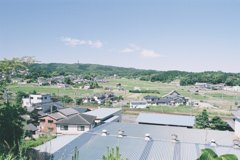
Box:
77, 114, 91, 124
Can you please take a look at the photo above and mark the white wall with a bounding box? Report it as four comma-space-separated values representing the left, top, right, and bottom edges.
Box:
235, 118, 240, 138
130, 103, 147, 109
56, 124, 91, 135
29, 94, 52, 104
22, 98, 31, 107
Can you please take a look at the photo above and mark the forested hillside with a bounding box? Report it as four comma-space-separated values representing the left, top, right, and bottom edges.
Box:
27, 63, 240, 86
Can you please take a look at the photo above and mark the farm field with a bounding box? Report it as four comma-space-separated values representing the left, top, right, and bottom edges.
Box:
7, 78, 240, 117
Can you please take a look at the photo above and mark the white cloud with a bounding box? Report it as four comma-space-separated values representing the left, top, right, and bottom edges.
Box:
61, 37, 103, 48
120, 48, 135, 53
140, 49, 161, 58
120, 44, 162, 58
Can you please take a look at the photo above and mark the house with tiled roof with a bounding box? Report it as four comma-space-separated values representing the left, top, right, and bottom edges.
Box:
56, 114, 96, 135
39, 108, 87, 134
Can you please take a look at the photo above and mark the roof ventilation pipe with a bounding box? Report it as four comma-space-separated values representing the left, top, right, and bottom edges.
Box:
101, 129, 108, 136
118, 130, 125, 138
171, 134, 178, 143
233, 139, 240, 149
145, 133, 151, 141
210, 139, 217, 147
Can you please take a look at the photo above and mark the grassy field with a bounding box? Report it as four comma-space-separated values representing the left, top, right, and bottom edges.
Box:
123, 105, 231, 117
7, 78, 240, 115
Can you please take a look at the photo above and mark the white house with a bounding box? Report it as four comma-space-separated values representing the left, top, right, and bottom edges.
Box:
22, 94, 52, 112
56, 114, 96, 135
23, 94, 52, 107
130, 101, 148, 109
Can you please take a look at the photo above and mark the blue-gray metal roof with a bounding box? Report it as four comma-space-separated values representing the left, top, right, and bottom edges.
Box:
52, 122, 240, 160
104, 115, 119, 123
137, 113, 195, 127
84, 108, 121, 120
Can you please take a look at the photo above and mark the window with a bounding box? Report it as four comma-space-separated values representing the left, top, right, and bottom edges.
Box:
60, 125, 68, 131
44, 97, 47, 99
40, 119, 45, 122
48, 120, 53, 123
77, 125, 85, 131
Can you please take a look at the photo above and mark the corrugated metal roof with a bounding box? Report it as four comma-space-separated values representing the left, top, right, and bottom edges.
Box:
104, 116, 119, 123
137, 113, 195, 127
52, 122, 240, 160
84, 108, 121, 120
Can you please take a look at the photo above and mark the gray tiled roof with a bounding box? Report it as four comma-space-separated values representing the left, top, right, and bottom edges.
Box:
24, 123, 37, 131
56, 114, 96, 125
58, 108, 79, 116
137, 113, 195, 127
49, 112, 65, 120
73, 107, 91, 113
52, 122, 240, 160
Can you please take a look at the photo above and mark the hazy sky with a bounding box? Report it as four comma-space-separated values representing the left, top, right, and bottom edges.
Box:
1, 0, 240, 72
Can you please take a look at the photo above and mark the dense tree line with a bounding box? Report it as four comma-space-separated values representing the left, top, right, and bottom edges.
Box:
25, 63, 240, 86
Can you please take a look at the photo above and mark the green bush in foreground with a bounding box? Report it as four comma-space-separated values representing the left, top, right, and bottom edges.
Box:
102, 146, 127, 160
198, 148, 237, 160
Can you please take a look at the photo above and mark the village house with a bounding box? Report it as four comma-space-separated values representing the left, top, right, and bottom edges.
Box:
39, 107, 94, 135
37, 77, 50, 86
130, 101, 148, 109
56, 114, 96, 135
22, 94, 63, 113
143, 95, 160, 104
224, 86, 240, 92
39, 112, 65, 134
155, 90, 187, 106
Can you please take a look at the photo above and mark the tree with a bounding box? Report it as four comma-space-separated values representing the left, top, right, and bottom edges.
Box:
59, 95, 74, 104
210, 116, 231, 131
15, 91, 28, 106
75, 98, 83, 105
0, 103, 26, 154
64, 77, 73, 85
195, 110, 210, 129
198, 148, 237, 160
102, 146, 126, 160
195, 110, 232, 131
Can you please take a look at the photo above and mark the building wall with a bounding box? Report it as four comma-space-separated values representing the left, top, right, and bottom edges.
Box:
22, 98, 31, 107
130, 103, 147, 109
29, 94, 52, 104
56, 124, 91, 135
235, 118, 240, 138
22, 94, 52, 107
114, 110, 122, 122
39, 116, 57, 134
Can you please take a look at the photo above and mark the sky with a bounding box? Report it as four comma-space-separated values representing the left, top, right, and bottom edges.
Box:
0, 0, 240, 72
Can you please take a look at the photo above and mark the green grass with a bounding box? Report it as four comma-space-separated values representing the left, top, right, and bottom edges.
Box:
124, 105, 232, 117
21, 134, 56, 150
205, 92, 238, 101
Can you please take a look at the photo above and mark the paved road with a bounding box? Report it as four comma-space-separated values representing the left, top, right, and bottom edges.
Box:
121, 114, 138, 124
